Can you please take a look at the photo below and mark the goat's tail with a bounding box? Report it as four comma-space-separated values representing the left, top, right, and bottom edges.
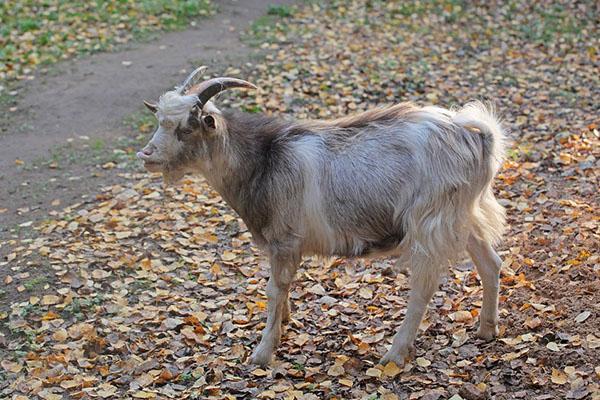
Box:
453, 101, 507, 246
452, 101, 506, 175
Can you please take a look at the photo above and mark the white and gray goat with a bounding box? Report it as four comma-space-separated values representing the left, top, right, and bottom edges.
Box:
138, 67, 506, 367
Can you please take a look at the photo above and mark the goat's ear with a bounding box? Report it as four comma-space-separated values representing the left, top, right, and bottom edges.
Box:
202, 115, 216, 129
144, 101, 158, 113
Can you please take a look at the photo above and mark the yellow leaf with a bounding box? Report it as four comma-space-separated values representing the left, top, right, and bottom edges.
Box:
383, 361, 401, 377
132, 391, 156, 399
366, 367, 382, 378
41, 295, 60, 305
60, 380, 80, 389
221, 251, 237, 261
450, 310, 473, 323
327, 364, 345, 376
551, 368, 567, 385
96, 383, 117, 398
358, 287, 373, 299
415, 357, 431, 368
339, 378, 353, 387
52, 328, 68, 342
252, 368, 269, 377
258, 390, 276, 398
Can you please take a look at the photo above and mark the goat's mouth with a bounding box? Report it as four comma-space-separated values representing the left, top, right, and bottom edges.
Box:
137, 152, 165, 172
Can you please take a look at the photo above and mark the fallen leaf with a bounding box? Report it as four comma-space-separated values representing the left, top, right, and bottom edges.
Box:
383, 362, 401, 377
327, 364, 345, 377
41, 295, 61, 305
574, 311, 590, 323
450, 310, 473, 323
366, 367, 382, 378
551, 368, 567, 385
416, 357, 431, 368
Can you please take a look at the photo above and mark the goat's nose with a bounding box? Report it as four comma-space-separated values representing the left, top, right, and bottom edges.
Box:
142, 145, 155, 156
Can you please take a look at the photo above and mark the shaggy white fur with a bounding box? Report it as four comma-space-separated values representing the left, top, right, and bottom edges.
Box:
156, 91, 198, 128
155, 65, 209, 128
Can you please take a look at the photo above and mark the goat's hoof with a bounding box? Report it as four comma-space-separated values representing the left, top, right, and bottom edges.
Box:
380, 345, 414, 368
249, 347, 273, 367
477, 324, 498, 341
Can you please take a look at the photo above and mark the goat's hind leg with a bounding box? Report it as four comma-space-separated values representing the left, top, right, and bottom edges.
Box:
249, 250, 298, 366
381, 260, 441, 366
467, 234, 502, 340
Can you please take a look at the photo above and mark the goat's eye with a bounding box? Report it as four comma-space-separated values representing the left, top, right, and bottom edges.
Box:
175, 124, 192, 136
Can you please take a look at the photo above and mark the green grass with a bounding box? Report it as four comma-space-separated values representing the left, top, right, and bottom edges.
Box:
514, 3, 588, 43
124, 109, 156, 134
267, 5, 294, 18
0, 0, 214, 81
242, 5, 295, 47
62, 295, 105, 320
23, 276, 48, 291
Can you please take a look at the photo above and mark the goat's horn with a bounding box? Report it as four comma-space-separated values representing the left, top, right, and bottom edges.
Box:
187, 77, 257, 106
176, 66, 208, 94
143, 100, 158, 113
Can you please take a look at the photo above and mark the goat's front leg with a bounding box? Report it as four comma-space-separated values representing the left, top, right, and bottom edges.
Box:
249, 251, 298, 366
381, 262, 441, 367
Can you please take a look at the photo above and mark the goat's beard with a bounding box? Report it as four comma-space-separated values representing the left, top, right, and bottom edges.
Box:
162, 166, 186, 186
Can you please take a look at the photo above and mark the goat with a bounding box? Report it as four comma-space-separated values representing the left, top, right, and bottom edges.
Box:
138, 67, 506, 367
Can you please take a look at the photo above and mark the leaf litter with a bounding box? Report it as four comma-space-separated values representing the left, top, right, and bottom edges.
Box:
1, 1, 599, 399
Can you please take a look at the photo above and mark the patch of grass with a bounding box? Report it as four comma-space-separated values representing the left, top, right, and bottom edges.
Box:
62, 295, 105, 321
0, 0, 215, 81
267, 4, 294, 18
23, 276, 47, 291
124, 109, 156, 134
130, 278, 154, 293
7, 324, 40, 354
91, 138, 106, 151
242, 104, 263, 114
244, 15, 280, 46
178, 372, 194, 384
292, 361, 305, 371
519, 4, 586, 43
18, 303, 41, 319
242, 5, 294, 47
0, 88, 19, 136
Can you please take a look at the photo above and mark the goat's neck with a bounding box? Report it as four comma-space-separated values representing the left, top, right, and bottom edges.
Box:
200, 111, 284, 230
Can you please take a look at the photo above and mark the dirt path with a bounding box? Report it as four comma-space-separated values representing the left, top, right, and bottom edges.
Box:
0, 0, 294, 232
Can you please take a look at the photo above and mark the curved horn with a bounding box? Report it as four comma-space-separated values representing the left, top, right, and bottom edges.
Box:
176, 66, 208, 94
143, 100, 158, 113
186, 77, 257, 106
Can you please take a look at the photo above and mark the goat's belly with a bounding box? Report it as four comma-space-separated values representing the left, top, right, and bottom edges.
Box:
304, 230, 405, 259
351, 233, 405, 258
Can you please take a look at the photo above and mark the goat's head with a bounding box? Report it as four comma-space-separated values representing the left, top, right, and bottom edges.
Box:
137, 66, 257, 184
